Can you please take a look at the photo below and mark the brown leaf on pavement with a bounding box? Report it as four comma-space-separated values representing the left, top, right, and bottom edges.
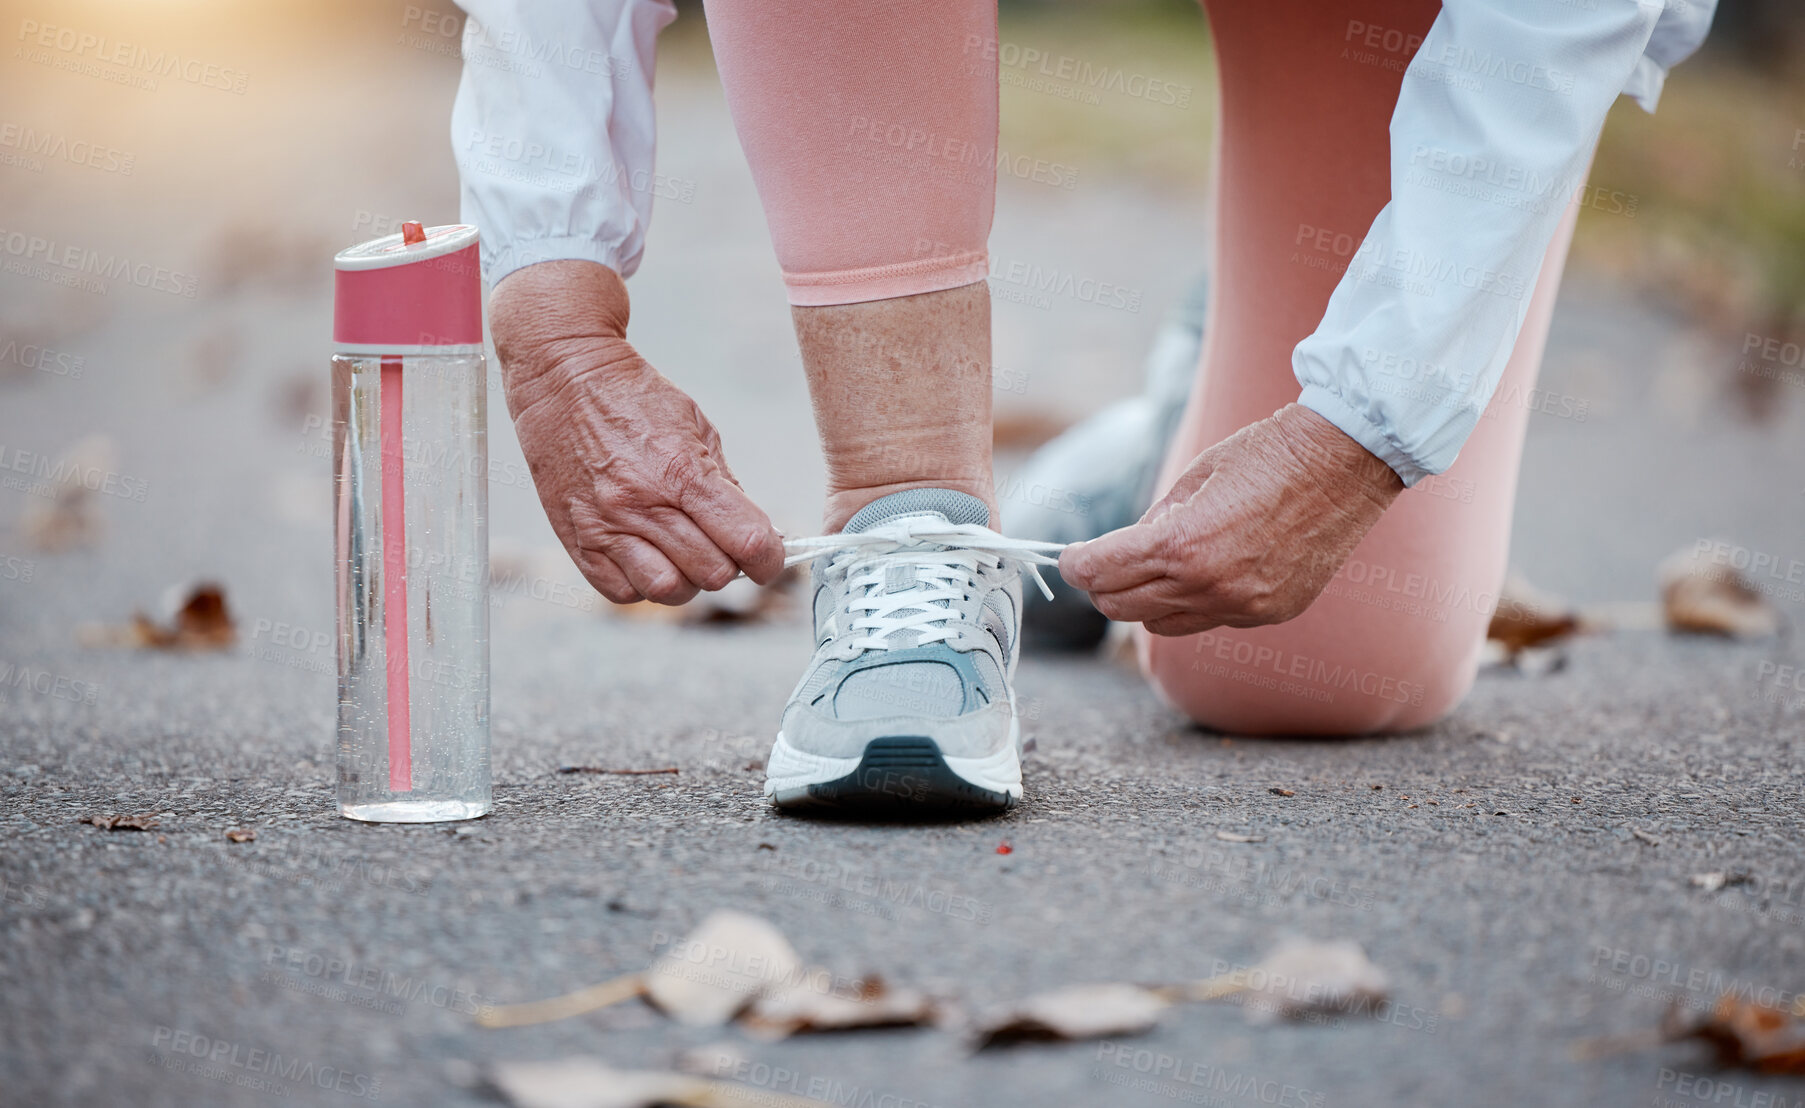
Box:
19, 434, 116, 551
1662, 996, 1805, 1075
478, 912, 931, 1038
82, 814, 159, 831
22, 495, 101, 552
1160, 938, 1389, 1024
477, 973, 646, 1030
487, 1057, 833, 1108
1689, 872, 1752, 893
611, 569, 800, 627
972, 983, 1170, 1048
742, 974, 937, 1040
672, 1041, 750, 1078
1658, 543, 1781, 638
1215, 831, 1265, 843
684, 570, 800, 625
1486, 571, 1582, 662
79, 583, 237, 651
225, 829, 256, 843
646, 910, 805, 1028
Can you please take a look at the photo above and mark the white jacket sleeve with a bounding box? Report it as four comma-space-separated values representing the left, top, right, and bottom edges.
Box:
1293, 0, 1716, 486
450, 0, 678, 287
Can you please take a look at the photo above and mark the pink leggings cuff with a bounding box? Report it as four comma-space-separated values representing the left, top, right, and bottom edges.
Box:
782, 251, 990, 307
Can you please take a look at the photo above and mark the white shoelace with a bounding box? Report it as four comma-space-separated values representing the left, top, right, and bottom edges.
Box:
780, 519, 1066, 651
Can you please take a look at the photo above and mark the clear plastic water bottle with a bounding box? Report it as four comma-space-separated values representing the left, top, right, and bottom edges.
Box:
331, 222, 490, 822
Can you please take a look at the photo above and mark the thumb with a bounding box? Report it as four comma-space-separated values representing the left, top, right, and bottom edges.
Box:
1139, 448, 1217, 524
1060, 518, 1165, 593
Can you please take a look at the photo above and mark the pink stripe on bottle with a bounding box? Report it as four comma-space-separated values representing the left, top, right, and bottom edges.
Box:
380, 356, 412, 792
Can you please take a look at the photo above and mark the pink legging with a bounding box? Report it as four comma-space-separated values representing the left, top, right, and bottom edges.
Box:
705, 0, 1582, 735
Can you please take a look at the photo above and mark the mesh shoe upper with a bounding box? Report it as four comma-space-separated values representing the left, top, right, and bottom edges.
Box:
778, 490, 1060, 759
792, 489, 1015, 714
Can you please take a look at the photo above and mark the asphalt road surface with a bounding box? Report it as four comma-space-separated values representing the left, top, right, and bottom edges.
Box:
5, 13, 1805, 1104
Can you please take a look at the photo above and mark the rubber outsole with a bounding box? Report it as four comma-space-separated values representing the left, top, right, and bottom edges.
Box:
768, 736, 1016, 815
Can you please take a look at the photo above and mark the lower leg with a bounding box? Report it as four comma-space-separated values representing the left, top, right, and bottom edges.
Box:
703, 0, 998, 530
792, 282, 997, 532
1142, 201, 1578, 733
1137, 0, 1550, 734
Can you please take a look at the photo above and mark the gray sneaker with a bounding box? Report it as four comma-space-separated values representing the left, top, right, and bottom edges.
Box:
764, 489, 1061, 814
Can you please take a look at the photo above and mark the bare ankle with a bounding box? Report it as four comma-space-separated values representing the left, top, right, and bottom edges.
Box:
795, 284, 997, 533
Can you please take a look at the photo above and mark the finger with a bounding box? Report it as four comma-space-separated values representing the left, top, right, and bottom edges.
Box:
602, 533, 699, 606
1087, 576, 1192, 624
1060, 520, 1169, 594
642, 508, 740, 592
679, 471, 786, 585
1144, 611, 1222, 638
572, 550, 640, 606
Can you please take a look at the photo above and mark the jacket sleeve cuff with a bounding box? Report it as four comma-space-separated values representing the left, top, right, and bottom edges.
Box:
1621, 55, 1668, 113
1296, 384, 1435, 489
484, 236, 631, 291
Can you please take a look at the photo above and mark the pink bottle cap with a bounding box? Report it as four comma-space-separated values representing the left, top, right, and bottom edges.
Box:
333, 223, 483, 356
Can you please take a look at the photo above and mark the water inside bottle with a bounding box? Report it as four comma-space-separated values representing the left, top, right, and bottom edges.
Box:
333, 352, 491, 822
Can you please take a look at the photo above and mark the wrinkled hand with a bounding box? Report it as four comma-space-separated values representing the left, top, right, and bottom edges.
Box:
1059, 403, 1404, 636
491, 260, 785, 605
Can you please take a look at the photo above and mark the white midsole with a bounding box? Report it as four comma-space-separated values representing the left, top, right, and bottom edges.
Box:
764, 717, 1022, 799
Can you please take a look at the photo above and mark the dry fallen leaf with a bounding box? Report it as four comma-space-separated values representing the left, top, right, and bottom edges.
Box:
487, 1057, 833, 1108
225, 829, 256, 843
1662, 996, 1805, 1075
556, 766, 680, 776
645, 910, 805, 1027
613, 569, 800, 627
673, 1041, 751, 1078
685, 571, 799, 625
479, 912, 930, 1039
1690, 872, 1752, 893
742, 974, 936, 1040
1487, 571, 1582, 655
82, 814, 159, 831
478, 974, 646, 1030
1659, 543, 1781, 638
80, 583, 237, 651
1215, 831, 1265, 844
972, 983, 1169, 1048
1161, 938, 1389, 1024
1483, 572, 1587, 676
1576, 600, 1665, 632
19, 434, 115, 551
22, 494, 101, 551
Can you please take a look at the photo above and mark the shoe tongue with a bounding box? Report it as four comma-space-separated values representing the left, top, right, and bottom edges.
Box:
843, 488, 990, 534
839, 489, 987, 650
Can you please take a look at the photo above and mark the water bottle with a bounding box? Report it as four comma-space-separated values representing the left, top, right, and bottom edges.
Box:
331, 222, 490, 822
